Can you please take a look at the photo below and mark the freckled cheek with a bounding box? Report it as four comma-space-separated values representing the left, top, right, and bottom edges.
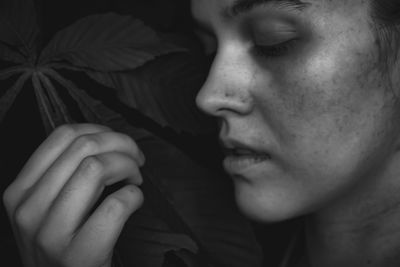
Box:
279, 50, 367, 121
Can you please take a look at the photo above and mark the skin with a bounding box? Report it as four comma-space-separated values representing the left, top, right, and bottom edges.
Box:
3, 0, 400, 267
192, 0, 400, 266
3, 124, 145, 267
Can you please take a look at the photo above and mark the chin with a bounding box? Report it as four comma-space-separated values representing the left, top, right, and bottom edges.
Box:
232, 179, 309, 223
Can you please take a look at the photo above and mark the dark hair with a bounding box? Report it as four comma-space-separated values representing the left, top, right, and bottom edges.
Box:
370, 0, 400, 66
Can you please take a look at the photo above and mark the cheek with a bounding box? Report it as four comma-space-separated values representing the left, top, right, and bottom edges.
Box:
273, 38, 386, 137
259, 34, 399, 176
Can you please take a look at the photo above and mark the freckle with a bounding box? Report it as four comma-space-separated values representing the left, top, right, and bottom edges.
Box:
224, 92, 233, 98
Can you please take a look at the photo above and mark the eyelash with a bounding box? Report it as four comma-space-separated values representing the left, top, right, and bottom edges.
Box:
253, 39, 298, 58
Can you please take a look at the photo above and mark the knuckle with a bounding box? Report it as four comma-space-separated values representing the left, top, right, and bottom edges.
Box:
2, 186, 15, 212
105, 197, 128, 218
118, 134, 145, 163
120, 133, 136, 146
52, 124, 79, 140
35, 230, 60, 255
73, 135, 100, 154
79, 155, 105, 178
14, 205, 32, 230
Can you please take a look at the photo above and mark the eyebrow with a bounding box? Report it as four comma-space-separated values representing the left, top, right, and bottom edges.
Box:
223, 0, 310, 18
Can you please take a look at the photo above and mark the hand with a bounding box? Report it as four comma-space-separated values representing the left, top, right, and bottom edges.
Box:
3, 124, 145, 267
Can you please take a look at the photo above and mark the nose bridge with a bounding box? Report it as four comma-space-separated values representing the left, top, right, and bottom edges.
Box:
196, 45, 255, 117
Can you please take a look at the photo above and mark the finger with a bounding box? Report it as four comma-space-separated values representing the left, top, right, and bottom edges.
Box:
3, 124, 110, 214
15, 131, 144, 234
39, 152, 143, 242
68, 185, 143, 267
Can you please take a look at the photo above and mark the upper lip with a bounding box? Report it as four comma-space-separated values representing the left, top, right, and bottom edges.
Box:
220, 137, 272, 158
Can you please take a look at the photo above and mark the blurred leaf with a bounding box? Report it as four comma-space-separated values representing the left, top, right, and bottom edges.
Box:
0, 66, 28, 80
0, 0, 39, 58
0, 71, 30, 122
32, 72, 57, 134
39, 13, 184, 71
163, 249, 208, 267
0, 43, 25, 64
44, 69, 263, 267
117, 207, 199, 267
87, 53, 214, 134
38, 73, 74, 125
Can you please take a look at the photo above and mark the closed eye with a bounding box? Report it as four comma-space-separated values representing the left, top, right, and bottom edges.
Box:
253, 38, 298, 58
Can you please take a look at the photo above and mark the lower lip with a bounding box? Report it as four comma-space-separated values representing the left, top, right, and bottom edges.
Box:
223, 154, 271, 174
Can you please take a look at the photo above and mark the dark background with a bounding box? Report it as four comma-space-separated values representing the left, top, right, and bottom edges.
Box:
0, 0, 300, 266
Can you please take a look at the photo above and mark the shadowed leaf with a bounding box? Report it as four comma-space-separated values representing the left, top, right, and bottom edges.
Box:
32, 73, 57, 134
0, 43, 25, 63
0, 66, 28, 80
86, 53, 214, 134
38, 73, 74, 125
0, 0, 39, 57
0, 71, 30, 123
39, 13, 184, 71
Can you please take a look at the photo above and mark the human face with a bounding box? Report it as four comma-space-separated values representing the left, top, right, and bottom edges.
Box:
191, 0, 400, 222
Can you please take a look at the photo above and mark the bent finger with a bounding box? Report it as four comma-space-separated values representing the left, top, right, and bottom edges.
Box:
40, 152, 143, 241
13, 131, 144, 233
68, 185, 143, 266
3, 124, 110, 214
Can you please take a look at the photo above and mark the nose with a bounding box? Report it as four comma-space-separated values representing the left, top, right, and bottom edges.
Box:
196, 48, 255, 118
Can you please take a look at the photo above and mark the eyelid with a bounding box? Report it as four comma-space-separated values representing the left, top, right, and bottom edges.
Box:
253, 30, 298, 46
250, 19, 299, 44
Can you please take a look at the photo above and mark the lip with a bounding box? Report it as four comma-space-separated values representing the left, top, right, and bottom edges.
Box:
223, 154, 271, 174
220, 138, 272, 174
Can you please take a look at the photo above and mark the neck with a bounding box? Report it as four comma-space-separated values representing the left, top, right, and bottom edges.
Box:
304, 153, 400, 267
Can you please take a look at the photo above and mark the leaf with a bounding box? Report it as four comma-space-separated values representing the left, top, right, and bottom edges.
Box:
32, 72, 57, 134
163, 249, 208, 267
44, 69, 263, 267
0, 71, 30, 123
38, 72, 75, 125
137, 137, 263, 267
0, 43, 26, 64
0, 0, 40, 57
0, 66, 28, 80
39, 13, 184, 71
87, 53, 215, 134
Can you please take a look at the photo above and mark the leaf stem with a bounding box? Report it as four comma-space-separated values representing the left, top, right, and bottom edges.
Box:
32, 72, 56, 134
0, 66, 31, 81
38, 72, 74, 125
0, 71, 31, 122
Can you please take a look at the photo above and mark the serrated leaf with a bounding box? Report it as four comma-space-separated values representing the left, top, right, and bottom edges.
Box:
86, 53, 215, 134
0, 71, 30, 123
0, 0, 40, 57
44, 69, 262, 267
0, 43, 25, 63
39, 13, 184, 71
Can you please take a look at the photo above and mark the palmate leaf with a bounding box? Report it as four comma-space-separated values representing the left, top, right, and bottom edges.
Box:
0, 43, 25, 64
0, 71, 30, 122
39, 13, 184, 71
86, 53, 215, 134
0, 0, 39, 58
44, 69, 263, 267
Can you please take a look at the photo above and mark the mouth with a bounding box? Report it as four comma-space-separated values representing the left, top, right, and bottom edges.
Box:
221, 140, 272, 174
